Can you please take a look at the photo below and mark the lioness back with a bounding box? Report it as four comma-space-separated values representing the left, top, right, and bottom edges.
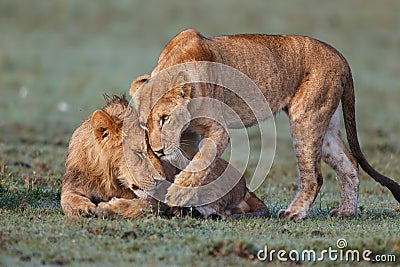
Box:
152, 29, 350, 120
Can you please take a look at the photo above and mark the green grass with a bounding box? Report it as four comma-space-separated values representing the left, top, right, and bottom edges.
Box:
1, 0, 400, 266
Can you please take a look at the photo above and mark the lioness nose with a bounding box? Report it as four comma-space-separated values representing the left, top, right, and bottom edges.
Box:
154, 149, 165, 157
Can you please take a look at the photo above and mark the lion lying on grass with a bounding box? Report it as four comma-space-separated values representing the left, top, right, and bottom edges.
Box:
60, 94, 268, 219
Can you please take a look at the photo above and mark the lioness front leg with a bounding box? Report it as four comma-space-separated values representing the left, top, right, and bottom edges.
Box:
277, 113, 327, 221
166, 122, 229, 206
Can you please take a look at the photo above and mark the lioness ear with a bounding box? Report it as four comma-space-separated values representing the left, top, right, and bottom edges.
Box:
170, 71, 191, 100
91, 110, 116, 141
130, 74, 150, 97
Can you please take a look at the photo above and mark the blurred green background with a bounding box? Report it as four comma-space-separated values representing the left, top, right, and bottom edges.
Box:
1, 0, 399, 138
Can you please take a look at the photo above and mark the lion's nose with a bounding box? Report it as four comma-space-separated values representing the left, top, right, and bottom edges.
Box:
154, 148, 165, 157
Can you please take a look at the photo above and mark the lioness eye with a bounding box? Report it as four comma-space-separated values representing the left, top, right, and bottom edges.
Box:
160, 115, 169, 127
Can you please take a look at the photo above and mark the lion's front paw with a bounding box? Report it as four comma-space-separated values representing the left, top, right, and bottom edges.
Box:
71, 202, 97, 217
277, 208, 307, 221
95, 198, 130, 219
95, 201, 115, 218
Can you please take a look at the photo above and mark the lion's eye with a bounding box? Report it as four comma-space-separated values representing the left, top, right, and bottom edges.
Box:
160, 115, 170, 127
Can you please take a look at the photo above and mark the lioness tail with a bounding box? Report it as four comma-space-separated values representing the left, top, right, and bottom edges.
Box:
342, 71, 400, 203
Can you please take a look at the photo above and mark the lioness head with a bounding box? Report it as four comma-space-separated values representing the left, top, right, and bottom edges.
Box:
65, 95, 164, 194
142, 72, 192, 165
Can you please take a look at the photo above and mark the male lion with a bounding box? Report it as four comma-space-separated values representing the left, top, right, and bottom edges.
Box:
131, 29, 400, 221
60, 94, 267, 219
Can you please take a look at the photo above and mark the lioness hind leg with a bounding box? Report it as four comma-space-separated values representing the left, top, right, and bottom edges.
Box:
245, 191, 269, 215
229, 192, 269, 217
322, 108, 359, 217
227, 199, 251, 215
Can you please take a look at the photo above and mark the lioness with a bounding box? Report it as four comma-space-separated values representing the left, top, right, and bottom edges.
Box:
131, 29, 400, 221
61, 94, 268, 219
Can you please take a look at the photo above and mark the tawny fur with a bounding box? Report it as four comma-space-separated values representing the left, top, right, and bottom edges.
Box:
131, 29, 400, 221
61, 95, 160, 218
61, 94, 268, 219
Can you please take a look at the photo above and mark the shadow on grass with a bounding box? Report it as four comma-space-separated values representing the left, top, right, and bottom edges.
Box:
267, 203, 400, 221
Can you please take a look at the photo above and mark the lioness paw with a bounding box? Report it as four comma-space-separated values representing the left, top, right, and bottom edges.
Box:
277, 208, 306, 221
174, 169, 208, 187
165, 170, 208, 206
329, 208, 357, 218
165, 184, 198, 207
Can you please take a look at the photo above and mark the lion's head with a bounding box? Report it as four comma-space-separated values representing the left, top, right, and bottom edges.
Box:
65, 94, 164, 195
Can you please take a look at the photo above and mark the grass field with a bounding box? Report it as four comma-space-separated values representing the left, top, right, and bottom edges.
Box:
1, 1, 399, 266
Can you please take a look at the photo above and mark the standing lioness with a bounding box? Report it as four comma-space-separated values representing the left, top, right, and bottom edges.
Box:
132, 29, 400, 221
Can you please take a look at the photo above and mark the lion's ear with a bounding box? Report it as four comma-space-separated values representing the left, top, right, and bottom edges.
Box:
170, 71, 191, 100
90, 110, 116, 141
130, 74, 150, 97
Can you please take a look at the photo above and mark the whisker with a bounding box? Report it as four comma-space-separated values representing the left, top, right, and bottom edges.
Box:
180, 141, 193, 146
177, 146, 191, 159
180, 138, 198, 144
174, 147, 191, 169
